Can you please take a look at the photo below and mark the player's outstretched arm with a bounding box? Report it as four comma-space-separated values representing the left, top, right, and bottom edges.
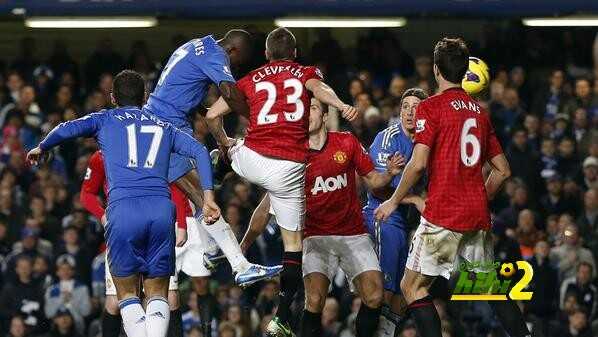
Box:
375, 144, 429, 221
362, 153, 406, 189
28, 113, 104, 165
305, 79, 358, 121
485, 153, 511, 200
205, 96, 236, 148
219, 81, 249, 118
170, 127, 221, 222
240, 194, 271, 254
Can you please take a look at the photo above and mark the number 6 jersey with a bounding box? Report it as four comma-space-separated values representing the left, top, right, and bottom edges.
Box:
237, 60, 323, 163
415, 87, 503, 232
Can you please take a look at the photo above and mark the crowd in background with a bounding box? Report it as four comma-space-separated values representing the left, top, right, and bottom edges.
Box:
0, 23, 596, 337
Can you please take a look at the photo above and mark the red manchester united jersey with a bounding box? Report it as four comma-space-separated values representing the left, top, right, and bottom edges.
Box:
304, 132, 375, 237
80, 151, 191, 228
414, 87, 503, 232
237, 60, 323, 163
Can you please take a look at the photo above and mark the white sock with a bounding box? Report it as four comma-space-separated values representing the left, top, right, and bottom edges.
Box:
202, 217, 250, 273
145, 297, 170, 337
188, 216, 218, 254
119, 297, 147, 337
376, 314, 396, 337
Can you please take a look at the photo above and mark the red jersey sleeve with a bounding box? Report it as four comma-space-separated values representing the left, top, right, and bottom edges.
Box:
80, 151, 106, 220
485, 115, 503, 160
414, 101, 438, 148
170, 184, 190, 230
302, 66, 324, 83
350, 134, 375, 176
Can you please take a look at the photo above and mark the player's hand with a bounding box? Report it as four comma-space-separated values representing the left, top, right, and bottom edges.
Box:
100, 214, 107, 227
340, 104, 358, 122
26, 147, 44, 165
176, 227, 188, 247
202, 190, 221, 224
386, 154, 406, 175
374, 199, 399, 222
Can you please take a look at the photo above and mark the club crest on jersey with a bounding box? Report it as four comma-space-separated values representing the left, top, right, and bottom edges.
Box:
333, 151, 347, 164
311, 173, 348, 195
416, 119, 426, 133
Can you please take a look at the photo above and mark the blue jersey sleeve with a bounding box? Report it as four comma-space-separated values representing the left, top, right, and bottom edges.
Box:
169, 126, 214, 190
40, 112, 105, 151
199, 48, 236, 86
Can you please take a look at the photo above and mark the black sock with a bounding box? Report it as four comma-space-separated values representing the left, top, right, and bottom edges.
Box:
489, 301, 531, 337
198, 294, 216, 337
301, 309, 322, 337
167, 309, 183, 337
276, 251, 302, 325
406, 296, 442, 337
355, 303, 381, 337
101, 311, 121, 337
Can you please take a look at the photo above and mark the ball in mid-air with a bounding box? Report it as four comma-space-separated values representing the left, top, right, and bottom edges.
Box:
462, 57, 490, 96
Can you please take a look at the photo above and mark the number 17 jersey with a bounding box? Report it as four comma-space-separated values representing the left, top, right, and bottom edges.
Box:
415, 87, 503, 232
237, 60, 323, 163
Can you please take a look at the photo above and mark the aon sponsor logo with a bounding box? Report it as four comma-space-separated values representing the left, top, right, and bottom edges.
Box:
311, 173, 347, 195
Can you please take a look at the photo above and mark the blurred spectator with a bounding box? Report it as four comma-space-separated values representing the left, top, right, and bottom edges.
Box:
581, 157, 598, 190
5, 228, 53, 275
495, 87, 526, 137
528, 241, 559, 331
523, 114, 542, 151
321, 298, 341, 337
532, 69, 568, 119
541, 173, 578, 219
0, 256, 46, 334
41, 308, 82, 337
47, 40, 79, 86
54, 226, 92, 286
541, 138, 559, 178
560, 262, 597, 320
44, 255, 91, 334
557, 137, 580, 179
506, 129, 542, 195
564, 78, 598, 117
551, 224, 597, 279
84, 39, 123, 91
218, 321, 237, 337
7, 315, 29, 337
515, 209, 546, 259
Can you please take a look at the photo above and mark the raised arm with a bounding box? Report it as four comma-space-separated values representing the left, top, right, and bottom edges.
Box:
205, 96, 234, 147
28, 113, 103, 165
305, 79, 358, 121
240, 194, 272, 253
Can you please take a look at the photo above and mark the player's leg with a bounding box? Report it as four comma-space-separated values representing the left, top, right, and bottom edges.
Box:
400, 220, 462, 337
273, 227, 302, 329
103, 257, 122, 337
461, 230, 531, 337
106, 199, 148, 337
113, 275, 146, 337
144, 196, 177, 337
166, 288, 182, 337
339, 234, 383, 337
301, 273, 330, 337
176, 169, 253, 274
300, 236, 338, 337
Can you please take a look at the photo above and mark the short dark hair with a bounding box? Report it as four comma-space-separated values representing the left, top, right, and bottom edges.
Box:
266, 28, 296, 61
433, 37, 469, 84
112, 70, 145, 107
401, 88, 428, 103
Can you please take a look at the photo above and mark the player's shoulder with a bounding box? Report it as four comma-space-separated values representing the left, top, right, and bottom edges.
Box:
328, 131, 361, 150
374, 123, 402, 147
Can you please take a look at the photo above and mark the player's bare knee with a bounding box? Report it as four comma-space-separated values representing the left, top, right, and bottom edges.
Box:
305, 290, 326, 313
168, 290, 179, 310
192, 277, 209, 296
362, 288, 383, 308
105, 295, 120, 315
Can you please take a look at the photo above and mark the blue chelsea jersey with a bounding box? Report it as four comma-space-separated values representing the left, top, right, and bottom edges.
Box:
40, 107, 213, 203
144, 35, 236, 129
364, 123, 414, 225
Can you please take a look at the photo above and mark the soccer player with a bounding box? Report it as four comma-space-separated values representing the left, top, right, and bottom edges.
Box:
241, 98, 408, 337
80, 151, 216, 337
363, 88, 427, 337
145, 29, 281, 285
27, 70, 214, 337
205, 28, 357, 336
375, 38, 530, 337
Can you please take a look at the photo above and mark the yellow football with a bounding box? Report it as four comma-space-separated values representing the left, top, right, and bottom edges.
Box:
462, 57, 490, 96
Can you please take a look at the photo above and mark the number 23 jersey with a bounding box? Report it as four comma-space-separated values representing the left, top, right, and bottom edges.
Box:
237, 60, 323, 163
415, 87, 503, 232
